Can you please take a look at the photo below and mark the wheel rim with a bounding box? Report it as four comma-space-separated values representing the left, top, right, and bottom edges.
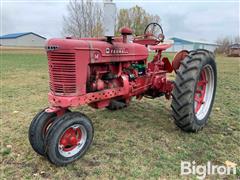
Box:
194, 65, 215, 120
58, 124, 87, 157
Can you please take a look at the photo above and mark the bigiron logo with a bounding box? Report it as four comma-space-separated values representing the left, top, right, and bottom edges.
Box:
181, 161, 237, 179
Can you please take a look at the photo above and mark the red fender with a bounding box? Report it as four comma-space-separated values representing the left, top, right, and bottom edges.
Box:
172, 50, 189, 72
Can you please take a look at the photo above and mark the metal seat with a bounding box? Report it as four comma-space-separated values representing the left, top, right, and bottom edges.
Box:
149, 43, 172, 51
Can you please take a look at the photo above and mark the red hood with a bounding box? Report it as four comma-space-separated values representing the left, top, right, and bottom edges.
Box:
46, 38, 148, 59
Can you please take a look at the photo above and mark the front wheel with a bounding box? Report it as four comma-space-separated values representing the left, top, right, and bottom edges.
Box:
171, 49, 217, 132
44, 112, 94, 166
28, 108, 57, 156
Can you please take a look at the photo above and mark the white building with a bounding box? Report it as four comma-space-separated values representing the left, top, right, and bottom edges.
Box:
166, 37, 219, 52
0, 32, 46, 47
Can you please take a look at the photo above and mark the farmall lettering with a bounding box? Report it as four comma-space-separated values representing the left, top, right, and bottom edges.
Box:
106, 47, 128, 54
29, 21, 217, 166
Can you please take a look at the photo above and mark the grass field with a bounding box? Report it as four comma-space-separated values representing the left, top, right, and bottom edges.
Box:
1, 48, 239, 179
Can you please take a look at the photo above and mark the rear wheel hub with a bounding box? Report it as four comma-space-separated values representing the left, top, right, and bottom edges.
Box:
194, 65, 215, 120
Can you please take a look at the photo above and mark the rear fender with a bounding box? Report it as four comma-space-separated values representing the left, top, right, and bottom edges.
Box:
172, 50, 189, 72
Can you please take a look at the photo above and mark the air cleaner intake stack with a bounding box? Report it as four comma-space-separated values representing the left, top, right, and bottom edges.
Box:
103, 0, 116, 42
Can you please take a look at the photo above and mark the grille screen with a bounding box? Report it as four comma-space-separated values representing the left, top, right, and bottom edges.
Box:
48, 52, 76, 94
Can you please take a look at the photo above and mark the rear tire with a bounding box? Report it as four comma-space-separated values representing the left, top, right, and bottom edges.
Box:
171, 49, 217, 132
44, 112, 94, 166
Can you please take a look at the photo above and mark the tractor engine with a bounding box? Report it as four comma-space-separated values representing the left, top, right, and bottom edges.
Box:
46, 35, 164, 108
46, 29, 175, 109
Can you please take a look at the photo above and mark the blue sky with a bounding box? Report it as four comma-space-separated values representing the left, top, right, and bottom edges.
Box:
1, 0, 239, 42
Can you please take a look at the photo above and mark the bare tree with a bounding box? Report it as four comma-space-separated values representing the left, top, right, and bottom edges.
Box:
62, 0, 103, 37
215, 36, 240, 54
116, 5, 161, 36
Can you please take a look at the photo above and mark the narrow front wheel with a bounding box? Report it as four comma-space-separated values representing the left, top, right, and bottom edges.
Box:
44, 112, 94, 166
28, 108, 57, 156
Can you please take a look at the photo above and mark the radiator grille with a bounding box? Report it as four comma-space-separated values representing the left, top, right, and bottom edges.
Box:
48, 52, 76, 94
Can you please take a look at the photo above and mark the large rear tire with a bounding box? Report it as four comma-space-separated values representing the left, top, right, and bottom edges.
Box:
171, 49, 217, 132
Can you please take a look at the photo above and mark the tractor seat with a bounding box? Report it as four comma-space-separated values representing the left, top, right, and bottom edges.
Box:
149, 43, 172, 51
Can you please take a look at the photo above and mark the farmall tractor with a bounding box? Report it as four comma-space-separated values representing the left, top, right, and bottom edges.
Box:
29, 2, 217, 166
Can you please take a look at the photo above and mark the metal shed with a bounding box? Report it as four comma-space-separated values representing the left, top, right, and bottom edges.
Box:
166, 37, 219, 52
228, 43, 240, 57
0, 32, 46, 47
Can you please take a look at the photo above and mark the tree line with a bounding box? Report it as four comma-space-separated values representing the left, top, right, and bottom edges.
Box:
62, 0, 239, 54
215, 37, 240, 54
62, 0, 160, 37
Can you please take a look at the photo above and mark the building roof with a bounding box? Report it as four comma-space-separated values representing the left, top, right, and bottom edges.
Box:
0, 32, 46, 39
169, 37, 218, 46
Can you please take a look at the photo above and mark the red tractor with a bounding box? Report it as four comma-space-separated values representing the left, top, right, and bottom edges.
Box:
28, 4, 217, 166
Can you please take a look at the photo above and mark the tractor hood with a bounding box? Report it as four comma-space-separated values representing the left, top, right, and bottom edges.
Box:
46, 38, 148, 63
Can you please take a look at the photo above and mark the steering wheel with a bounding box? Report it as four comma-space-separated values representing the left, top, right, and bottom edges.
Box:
144, 23, 165, 42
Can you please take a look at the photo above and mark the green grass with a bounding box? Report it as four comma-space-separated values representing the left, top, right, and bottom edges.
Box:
1, 49, 239, 179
